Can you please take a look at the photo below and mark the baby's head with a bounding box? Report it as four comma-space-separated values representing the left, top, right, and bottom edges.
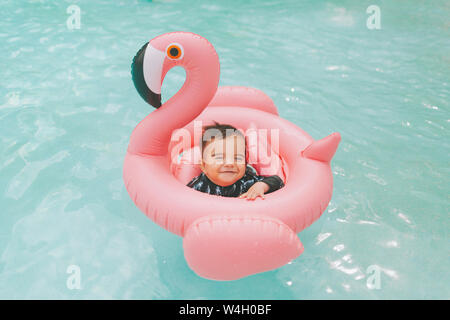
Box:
200, 122, 247, 187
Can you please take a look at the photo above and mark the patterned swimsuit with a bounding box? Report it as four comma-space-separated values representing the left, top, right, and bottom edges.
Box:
187, 165, 284, 197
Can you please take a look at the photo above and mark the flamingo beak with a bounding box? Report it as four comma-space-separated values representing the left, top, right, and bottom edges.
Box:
131, 42, 165, 108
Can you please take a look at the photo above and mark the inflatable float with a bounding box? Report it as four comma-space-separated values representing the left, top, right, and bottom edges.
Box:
123, 32, 341, 281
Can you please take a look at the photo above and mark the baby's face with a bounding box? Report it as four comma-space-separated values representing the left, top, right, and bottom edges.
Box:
200, 134, 246, 187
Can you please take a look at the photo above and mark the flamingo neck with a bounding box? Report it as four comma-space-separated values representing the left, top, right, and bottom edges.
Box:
128, 56, 220, 156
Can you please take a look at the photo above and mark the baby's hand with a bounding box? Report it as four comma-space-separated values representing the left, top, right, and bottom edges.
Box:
238, 182, 269, 200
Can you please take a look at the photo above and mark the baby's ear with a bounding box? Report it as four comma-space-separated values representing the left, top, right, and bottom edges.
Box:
199, 159, 206, 172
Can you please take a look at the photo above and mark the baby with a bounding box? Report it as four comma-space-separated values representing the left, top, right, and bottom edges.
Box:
187, 122, 284, 200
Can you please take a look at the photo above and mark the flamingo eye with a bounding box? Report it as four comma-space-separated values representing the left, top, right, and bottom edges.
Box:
166, 43, 184, 60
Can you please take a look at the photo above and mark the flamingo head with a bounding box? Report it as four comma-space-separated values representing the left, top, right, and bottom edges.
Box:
131, 32, 220, 109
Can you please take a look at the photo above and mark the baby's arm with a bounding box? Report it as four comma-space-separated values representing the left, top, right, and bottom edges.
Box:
259, 175, 284, 193
238, 181, 270, 200
238, 175, 284, 200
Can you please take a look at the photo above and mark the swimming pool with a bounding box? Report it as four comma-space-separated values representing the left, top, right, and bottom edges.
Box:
0, 0, 448, 299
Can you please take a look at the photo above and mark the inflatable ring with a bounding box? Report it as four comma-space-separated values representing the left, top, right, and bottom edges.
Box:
124, 32, 341, 281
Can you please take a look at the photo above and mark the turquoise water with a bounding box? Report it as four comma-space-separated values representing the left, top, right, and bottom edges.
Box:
0, 0, 448, 299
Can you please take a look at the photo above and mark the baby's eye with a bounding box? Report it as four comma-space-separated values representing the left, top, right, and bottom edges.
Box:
214, 155, 223, 159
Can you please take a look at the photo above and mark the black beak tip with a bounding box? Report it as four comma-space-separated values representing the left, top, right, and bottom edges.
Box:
149, 92, 162, 108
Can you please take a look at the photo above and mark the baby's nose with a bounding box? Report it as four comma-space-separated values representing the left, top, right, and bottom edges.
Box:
224, 155, 235, 165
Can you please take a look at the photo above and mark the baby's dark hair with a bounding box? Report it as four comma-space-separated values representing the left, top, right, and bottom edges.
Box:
200, 121, 246, 157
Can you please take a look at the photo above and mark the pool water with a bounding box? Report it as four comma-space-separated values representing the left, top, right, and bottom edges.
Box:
0, 0, 448, 299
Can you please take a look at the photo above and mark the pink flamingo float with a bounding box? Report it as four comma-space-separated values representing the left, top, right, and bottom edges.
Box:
123, 32, 341, 281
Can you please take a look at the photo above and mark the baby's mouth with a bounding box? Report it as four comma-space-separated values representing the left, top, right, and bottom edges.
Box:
220, 170, 237, 174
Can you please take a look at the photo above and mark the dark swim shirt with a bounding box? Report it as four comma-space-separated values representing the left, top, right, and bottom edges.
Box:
186, 165, 284, 197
